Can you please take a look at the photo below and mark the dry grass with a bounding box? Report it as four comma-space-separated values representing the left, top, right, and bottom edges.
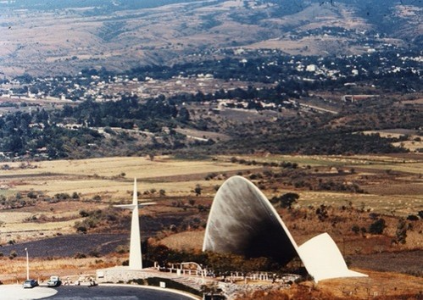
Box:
0, 255, 121, 284
362, 129, 423, 152
1, 155, 253, 199
393, 140, 423, 151
1, 156, 250, 178
2, 218, 77, 232
297, 191, 423, 216
231, 153, 422, 167
0, 201, 112, 243
237, 270, 423, 300
0, 155, 255, 244
358, 163, 423, 174
1, 154, 423, 298
158, 231, 204, 251
317, 270, 423, 299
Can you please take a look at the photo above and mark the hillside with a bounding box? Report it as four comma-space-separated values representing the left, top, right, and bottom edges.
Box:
0, 0, 421, 77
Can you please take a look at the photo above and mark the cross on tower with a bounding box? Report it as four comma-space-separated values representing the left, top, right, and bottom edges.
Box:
114, 178, 155, 269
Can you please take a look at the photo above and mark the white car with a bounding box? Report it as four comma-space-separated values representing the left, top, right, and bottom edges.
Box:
47, 276, 61, 287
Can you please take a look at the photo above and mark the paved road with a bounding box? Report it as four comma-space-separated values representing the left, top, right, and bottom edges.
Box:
46, 285, 197, 299
1, 284, 199, 300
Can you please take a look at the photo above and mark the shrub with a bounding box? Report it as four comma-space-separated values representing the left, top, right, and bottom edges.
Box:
116, 245, 128, 254
55, 193, 71, 200
27, 191, 38, 199
104, 127, 115, 135
74, 252, 87, 259
79, 210, 90, 217
395, 218, 407, 244
89, 249, 101, 258
407, 214, 419, 221
316, 204, 329, 221
128, 278, 145, 285
351, 225, 360, 234
9, 250, 17, 259
369, 218, 386, 235
76, 226, 87, 234
194, 185, 202, 196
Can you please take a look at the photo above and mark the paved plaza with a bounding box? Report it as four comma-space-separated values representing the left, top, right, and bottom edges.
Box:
0, 284, 198, 300
0, 284, 57, 300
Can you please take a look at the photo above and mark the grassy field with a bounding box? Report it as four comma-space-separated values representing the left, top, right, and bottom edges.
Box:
0, 155, 258, 245
0, 256, 118, 284
1, 156, 252, 177
237, 153, 422, 166
2, 154, 423, 226
1, 154, 422, 297
1, 156, 256, 200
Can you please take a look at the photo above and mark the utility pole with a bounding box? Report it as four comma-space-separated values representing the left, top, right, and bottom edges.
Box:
25, 248, 29, 280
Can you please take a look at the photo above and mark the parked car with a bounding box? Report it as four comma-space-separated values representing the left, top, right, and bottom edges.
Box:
47, 275, 61, 287
23, 279, 38, 288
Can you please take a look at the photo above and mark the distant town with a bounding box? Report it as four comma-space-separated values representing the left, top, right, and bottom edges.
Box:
1, 48, 421, 103
0, 47, 422, 161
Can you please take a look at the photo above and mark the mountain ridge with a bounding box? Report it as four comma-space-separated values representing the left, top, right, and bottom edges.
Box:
0, 0, 421, 77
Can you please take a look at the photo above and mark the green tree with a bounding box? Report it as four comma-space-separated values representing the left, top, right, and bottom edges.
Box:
369, 218, 386, 235
351, 224, 360, 235
279, 192, 299, 209
194, 184, 202, 196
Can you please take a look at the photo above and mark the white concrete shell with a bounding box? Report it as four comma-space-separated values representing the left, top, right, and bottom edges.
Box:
298, 233, 367, 282
203, 176, 367, 282
203, 175, 300, 265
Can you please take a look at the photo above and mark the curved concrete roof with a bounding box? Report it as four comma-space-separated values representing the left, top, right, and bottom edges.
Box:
298, 233, 367, 282
203, 176, 367, 282
203, 175, 299, 265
